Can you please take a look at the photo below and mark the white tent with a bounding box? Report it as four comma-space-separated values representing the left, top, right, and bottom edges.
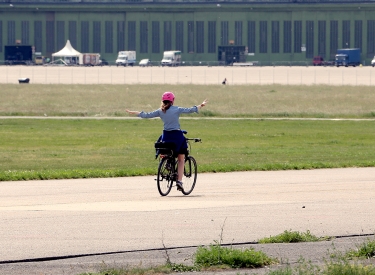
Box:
52, 40, 81, 65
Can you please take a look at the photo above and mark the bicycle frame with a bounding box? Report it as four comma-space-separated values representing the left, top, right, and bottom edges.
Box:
155, 130, 201, 196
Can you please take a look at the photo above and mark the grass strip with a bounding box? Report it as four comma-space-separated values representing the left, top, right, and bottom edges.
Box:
1, 118, 375, 181
1, 84, 375, 118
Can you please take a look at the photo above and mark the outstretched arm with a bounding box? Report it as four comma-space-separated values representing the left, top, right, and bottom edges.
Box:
126, 110, 141, 115
126, 109, 161, 118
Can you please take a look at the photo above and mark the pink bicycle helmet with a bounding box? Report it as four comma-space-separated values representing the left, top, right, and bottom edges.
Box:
162, 92, 175, 103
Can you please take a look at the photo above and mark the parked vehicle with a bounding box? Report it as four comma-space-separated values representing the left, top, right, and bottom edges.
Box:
371, 56, 375, 67
335, 48, 361, 67
116, 51, 136, 66
313, 56, 336, 66
313, 56, 324, 66
99, 59, 109, 66
324, 59, 335, 66
139, 59, 152, 67
4, 45, 33, 65
34, 52, 45, 65
161, 51, 181, 66
79, 53, 101, 66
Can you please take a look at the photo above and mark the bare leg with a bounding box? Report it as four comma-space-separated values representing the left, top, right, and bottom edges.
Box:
177, 154, 185, 181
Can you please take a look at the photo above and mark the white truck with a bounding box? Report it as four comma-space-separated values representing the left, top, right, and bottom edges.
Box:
161, 51, 181, 66
116, 51, 136, 66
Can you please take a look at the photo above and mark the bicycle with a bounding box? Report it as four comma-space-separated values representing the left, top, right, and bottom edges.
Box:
154, 130, 201, 196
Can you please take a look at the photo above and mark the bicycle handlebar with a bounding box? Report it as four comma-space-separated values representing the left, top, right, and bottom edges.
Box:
186, 138, 201, 143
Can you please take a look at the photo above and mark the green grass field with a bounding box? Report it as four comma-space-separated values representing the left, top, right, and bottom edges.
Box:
1, 83, 375, 180
1, 118, 374, 181
1, 83, 375, 118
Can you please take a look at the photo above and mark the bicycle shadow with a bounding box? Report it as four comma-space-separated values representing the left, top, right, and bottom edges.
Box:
165, 195, 204, 198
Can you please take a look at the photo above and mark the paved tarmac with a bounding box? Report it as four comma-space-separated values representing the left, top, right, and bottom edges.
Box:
1, 65, 375, 85
0, 168, 374, 274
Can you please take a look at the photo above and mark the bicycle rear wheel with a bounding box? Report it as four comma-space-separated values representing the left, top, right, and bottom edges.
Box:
181, 156, 197, 195
157, 157, 174, 196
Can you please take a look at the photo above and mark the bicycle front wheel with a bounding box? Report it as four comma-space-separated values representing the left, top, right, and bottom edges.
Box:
181, 156, 197, 195
157, 157, 174, 196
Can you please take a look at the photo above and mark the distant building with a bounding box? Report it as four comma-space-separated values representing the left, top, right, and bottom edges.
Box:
1, 0, 374, 64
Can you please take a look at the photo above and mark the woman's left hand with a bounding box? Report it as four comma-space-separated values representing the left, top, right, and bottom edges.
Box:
126, 109, 140, 115
200, 99, 208, 107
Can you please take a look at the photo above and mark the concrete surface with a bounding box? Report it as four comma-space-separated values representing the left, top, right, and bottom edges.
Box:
1, 236, 375, 275
0, 168, 374, 274
1, 65, 375, 85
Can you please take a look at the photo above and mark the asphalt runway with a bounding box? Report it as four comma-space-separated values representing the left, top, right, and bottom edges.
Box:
1, 65, 375, 85
0, 167, 374, 274
1, 65, 375, 273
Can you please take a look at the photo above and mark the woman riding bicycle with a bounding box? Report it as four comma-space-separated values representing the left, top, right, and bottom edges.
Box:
126, 92, 208, 192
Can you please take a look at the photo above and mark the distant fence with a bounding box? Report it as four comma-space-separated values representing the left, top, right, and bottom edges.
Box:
1, 64, 375, 86
0, 60, 327, 67
2, 0, 375, 4
0, 59, 370, 67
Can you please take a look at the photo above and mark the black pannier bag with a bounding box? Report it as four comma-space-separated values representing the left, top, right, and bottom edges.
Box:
154, 141, 176, 158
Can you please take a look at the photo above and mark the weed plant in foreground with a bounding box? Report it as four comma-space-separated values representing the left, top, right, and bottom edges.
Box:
78, 265, 173, 275
258, 230, 331, 243
346, 238, 375, 259
323, 262, 375, 275
267, 237, 375, 275
79, 243, 275, 275
194, 242, 275, 269
267, 261, 375, 275
77, 236, 375, 275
